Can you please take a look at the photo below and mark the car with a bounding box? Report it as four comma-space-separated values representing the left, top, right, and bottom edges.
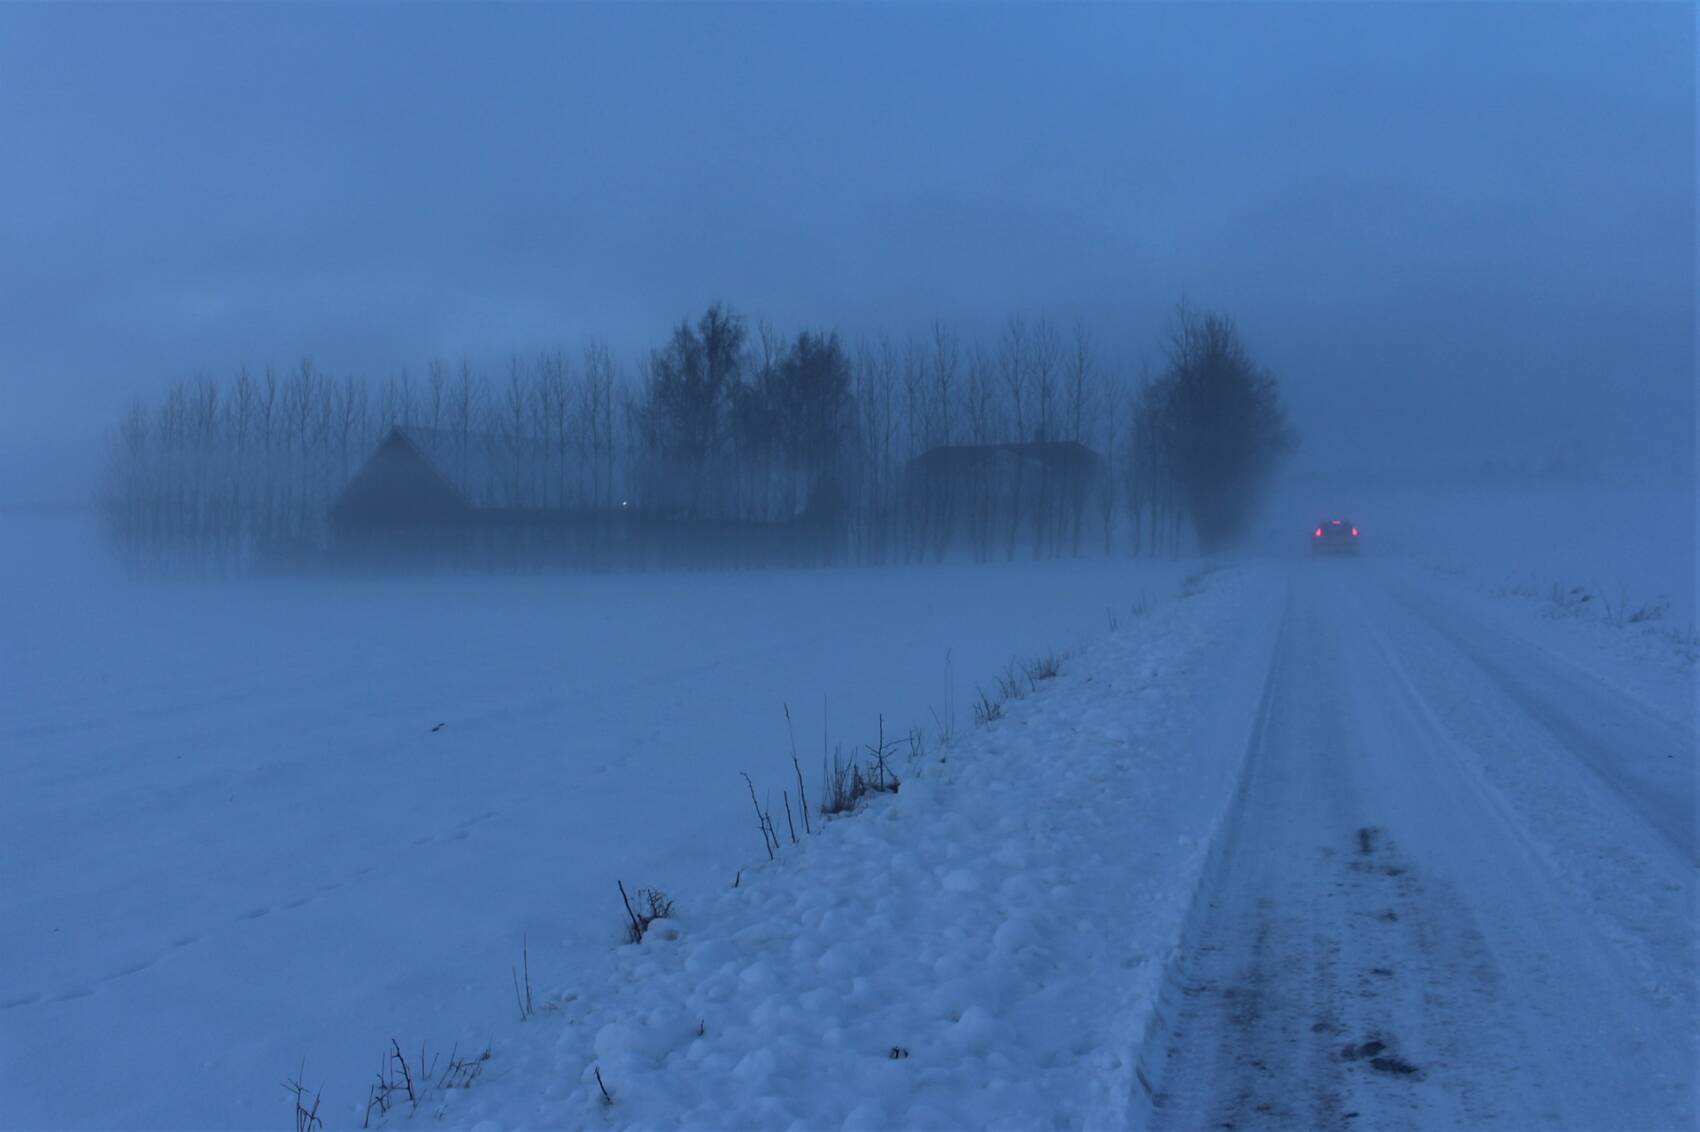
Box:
1311, 518, 1360, 555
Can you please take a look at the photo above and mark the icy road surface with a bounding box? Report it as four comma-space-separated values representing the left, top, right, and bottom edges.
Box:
1149, 565, 1696, 1131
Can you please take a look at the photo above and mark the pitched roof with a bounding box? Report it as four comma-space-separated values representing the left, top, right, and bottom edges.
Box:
330, 428, 468, 523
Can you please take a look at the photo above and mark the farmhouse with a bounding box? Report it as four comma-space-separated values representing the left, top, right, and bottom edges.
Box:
328, 427, 835, 570
329, 428, 469, 533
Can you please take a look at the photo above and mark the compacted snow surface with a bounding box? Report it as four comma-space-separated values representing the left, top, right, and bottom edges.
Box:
1150, 567, 1695, 1130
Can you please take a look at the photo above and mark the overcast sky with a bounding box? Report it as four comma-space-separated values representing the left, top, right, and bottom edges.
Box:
2, 3, 1693, 501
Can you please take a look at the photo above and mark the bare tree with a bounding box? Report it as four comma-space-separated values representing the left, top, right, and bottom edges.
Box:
962, 348, 998, 560
333, 376, 367, 485
997, 317, 1029, 560
427, 359, 448, 436
1065, 323, 1097, 556
1094, 364, 1122, 555
502, 355, 530, 506
583, 340, 618, 507
929, 321, 958, 451
1029, 318, 1062, 557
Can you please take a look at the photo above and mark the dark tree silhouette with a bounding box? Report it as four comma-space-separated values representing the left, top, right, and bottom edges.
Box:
640, 303, 746, 514
769, 331, 852, 481
95, 298, 1301, 573
1148, 304, 1296, 551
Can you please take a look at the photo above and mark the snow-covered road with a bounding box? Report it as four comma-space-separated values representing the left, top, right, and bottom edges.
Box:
1149, 564, 1696, 1130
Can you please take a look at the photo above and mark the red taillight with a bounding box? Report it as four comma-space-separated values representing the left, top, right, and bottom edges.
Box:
1314, 527, 1323, 537
1351, 527, 1358, 537
1331, 519, 1342, 525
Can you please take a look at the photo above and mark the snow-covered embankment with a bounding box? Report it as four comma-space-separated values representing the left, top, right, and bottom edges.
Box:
441, 564, 1288, 1130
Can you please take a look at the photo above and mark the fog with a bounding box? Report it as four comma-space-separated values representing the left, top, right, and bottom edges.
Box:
2, 3, 1692, 503
3, 7, 1696, 1130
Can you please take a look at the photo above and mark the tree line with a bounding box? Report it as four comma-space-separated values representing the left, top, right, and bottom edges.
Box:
97, 302, 1295, 573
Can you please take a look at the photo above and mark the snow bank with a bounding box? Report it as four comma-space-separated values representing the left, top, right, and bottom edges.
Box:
430, 565, 1287, 1131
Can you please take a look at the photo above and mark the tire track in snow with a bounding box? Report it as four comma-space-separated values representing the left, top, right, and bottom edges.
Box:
1147, 566, 1694, 1131
1349, 570, 1697, 1021
1147, 586, 1446, 1130
1376, 571, 1695, 863
1130, 585, 1294, 1128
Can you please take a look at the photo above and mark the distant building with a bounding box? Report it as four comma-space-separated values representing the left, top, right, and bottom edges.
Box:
328, 427, 837, 571
329, 428, 469, 536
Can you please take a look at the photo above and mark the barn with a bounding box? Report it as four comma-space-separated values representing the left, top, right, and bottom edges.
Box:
328, 428, 479, 568
328, 427, 837, 571
329, 428, 469, 534
327, 427, 628, 570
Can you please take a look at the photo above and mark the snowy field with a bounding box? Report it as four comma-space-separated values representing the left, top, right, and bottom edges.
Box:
1, 515, 1186, 1130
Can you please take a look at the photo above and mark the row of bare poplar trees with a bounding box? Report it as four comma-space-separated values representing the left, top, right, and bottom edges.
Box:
98, 307, 1224, 574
